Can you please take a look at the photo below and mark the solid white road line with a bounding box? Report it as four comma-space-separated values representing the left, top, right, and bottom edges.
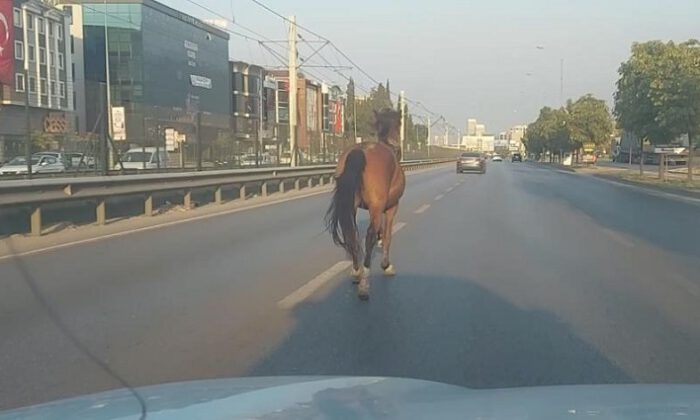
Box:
277, 260, 352, 310
414, 204, 431, 214
0, 187, 332, 262
434, 194, 445, 201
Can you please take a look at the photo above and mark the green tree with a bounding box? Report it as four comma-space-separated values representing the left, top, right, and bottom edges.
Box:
614, 41, 675, 174
648, 40, 700, 181
525, 107, 571, 162
567, 94, 614, 160
345, 77, 356, 142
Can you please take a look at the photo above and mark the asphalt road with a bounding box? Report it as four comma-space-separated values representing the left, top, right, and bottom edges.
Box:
2, 161, 700, 410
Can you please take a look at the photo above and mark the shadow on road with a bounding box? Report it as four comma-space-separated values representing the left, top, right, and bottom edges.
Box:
248, 273, 631, 388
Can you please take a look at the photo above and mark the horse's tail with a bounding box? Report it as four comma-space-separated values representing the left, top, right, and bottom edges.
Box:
325, 149, 366, 260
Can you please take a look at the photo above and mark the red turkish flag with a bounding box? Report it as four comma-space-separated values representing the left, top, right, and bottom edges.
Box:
0, 0, 14, 85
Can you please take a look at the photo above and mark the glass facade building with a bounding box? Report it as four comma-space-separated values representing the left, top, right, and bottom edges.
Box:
65, 0, 230, 160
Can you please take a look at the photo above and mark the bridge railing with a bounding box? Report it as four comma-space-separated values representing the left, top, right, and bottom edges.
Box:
0, 159, 453, 236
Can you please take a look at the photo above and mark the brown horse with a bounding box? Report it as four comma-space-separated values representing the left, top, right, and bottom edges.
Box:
325, 109, 406, 299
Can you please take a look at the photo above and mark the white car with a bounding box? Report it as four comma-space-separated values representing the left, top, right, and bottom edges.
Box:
492, 154, 503, 162
120, 147, 169, 170
0, 155, 66, 175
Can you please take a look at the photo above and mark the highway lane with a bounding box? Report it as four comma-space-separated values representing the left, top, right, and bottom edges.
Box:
2, 162, 700, 409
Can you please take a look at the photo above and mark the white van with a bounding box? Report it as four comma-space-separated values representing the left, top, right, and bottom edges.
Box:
120, 147, 169, 170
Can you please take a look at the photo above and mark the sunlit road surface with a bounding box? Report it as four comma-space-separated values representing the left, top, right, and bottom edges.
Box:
2, 162, 700, 409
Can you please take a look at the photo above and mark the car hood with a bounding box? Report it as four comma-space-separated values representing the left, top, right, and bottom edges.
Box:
2, 376, 700, 419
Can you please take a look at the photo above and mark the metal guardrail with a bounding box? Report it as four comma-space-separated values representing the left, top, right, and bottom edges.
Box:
0, 159, 453, 236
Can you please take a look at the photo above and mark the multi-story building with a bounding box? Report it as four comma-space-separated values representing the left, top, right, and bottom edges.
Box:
230, 60, 277, 160
321, 83, 344, 160
61, 0, 231, 162
0, 0, 75, 162
462, 118, 494, 152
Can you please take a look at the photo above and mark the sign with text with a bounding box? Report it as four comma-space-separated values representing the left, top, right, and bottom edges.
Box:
190, 75, 212, 89
111, 107, 126, 140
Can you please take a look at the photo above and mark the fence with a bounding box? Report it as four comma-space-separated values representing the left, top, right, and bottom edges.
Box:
0, 159, 453, 236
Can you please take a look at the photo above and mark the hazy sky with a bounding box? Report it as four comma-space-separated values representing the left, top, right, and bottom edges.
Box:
164, 0, 699, 133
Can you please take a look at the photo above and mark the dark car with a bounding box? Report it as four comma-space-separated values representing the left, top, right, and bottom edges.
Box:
512, 153, 523, 162
456, 152, 485, 174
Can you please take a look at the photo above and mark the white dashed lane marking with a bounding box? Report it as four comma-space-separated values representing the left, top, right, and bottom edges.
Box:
414, 204, 431, 214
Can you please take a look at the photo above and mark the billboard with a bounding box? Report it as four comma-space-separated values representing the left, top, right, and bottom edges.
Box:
0, 0, 14, 85
111, 107, 126, 140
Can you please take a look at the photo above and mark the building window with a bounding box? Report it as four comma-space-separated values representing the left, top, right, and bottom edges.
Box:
51, 81, 57, 96
40, 78, 47, 95
28, 76, 36, 93
49, 21, 54, 37
49, 51, 55, 67
57, 24, 64, 40
37, 17, 45, 34
14, 41, 23, 60
13, 8, 22, 27
28, 44, 35, 62
27, 14, 34, 30
70, 35, 74, 53
59, 81, 66, 98
58, 53, 64, 69
15, 73, 25, 92
39, 47, 46, 65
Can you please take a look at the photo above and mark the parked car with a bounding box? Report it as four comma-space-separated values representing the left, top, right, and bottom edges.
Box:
456, 152, 485, 174
511, 153, 523, 162
66, 152, 96, 169
120, 147, 169, 170
0, 154, 66, 175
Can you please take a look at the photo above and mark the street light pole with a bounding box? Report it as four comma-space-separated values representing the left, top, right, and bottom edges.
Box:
103, 0, 114, 169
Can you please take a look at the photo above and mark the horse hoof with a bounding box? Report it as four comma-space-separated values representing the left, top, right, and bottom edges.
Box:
350, 266, 364, 283
382, 264, 396, 276
377, 239, 384, 248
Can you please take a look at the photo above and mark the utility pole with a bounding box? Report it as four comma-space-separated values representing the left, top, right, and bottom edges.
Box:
426, 116, 431, 158
399, 90, 405, 159
288, 15, 298, 167
257, 69, 264, 167
352, 97, 357, 143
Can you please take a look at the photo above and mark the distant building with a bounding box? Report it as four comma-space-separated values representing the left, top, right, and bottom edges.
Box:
507, 124, 527, 153
269, 70, 344, 163
230, 61, 277, 156
0, 0, 75, 162
462, 118, 494, 152
466, 118, 477, 136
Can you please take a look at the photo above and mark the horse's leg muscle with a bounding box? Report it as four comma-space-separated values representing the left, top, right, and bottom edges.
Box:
381, 205, 398, 275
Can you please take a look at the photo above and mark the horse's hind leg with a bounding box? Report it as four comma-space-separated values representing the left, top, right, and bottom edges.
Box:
381, 205, 398, 276
358, 206, 382, 299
